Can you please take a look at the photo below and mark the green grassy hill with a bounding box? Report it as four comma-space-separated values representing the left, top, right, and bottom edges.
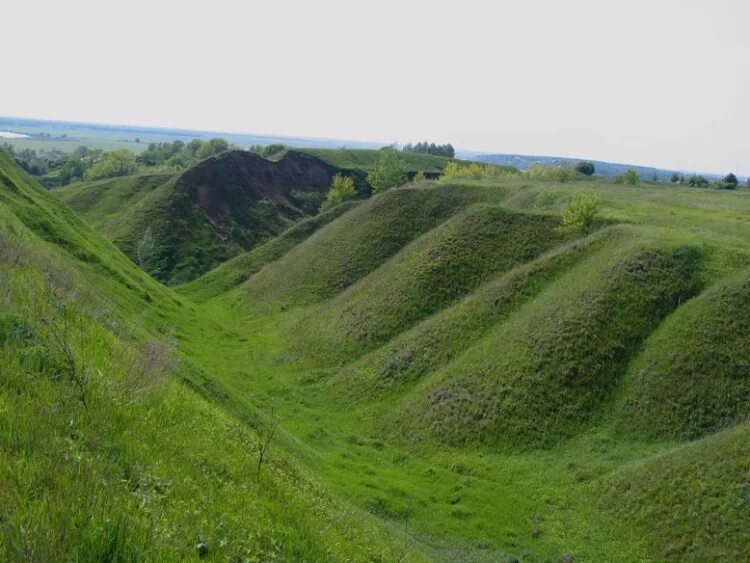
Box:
54, 172, 174, 231
5, 145, 750, 561
392, 235, 704, 447
53, 150, 343, 285
239, 185, 499, 311
615, 269, 750, 440
297, 205, 571, 363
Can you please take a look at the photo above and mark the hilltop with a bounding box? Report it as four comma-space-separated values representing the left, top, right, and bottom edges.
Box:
3, 145, 750, 561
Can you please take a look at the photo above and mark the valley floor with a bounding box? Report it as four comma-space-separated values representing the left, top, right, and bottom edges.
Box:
177, 301, 662, 561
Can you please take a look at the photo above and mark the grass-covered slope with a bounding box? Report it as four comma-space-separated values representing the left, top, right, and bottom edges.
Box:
240, 185, 500, 312
299, 205, 570, 363
0, 150, 413, 561
178, 201, 360, 302
331, 230, 611, 397
603, 423, 750, 561
54, 172, 174, 231
615, 270, 750, 440
393, 234, 704, 447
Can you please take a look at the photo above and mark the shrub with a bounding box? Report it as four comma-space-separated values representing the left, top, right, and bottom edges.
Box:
687, 174, 709, 188
719, 172, 738, 189
320, 174, 356, 212
367, 147, 407, 193
441, 161, 519, 181
559, 193, 598, 234
621, 169, 639, 185
575, 161, 595, 176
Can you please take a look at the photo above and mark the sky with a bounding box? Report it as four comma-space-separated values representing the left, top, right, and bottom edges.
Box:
2, 0, 749, 174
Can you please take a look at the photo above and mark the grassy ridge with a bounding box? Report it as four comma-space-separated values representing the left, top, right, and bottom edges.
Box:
179, 201, 361, 302
298, 206, 569, 363
53, 172, 174, 231
241, 185, 501, 312
603, 423, 750, 561
393, 233, 705, 447
330, 230, 612, 398
615, 270, 750, 440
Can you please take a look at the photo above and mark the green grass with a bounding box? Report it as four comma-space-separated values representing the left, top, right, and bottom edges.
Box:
329, 230, 612, 398
54, 172, 174, 231
297, 205, 571, 363
615, 269, 750, 440
391, 232, 705, 448
603, 422, 750, 561
0, 150, 419, 561
4, 146, 750, 561
240, 184, 501, 312
179, 201, 361, 302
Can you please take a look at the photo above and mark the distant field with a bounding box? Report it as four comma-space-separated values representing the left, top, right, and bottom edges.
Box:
0, 116, 381, 154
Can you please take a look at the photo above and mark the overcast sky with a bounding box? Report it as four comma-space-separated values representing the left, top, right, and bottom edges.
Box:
3, 0, 749, 174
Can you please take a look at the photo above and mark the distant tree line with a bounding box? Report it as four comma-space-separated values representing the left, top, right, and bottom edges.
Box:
667, 171, 741, 189
402, 141, 455, 158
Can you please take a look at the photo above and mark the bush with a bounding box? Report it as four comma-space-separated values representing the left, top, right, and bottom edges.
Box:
320, 175, 356, 212
559, 193, 598, 234
621, 169, 639, 186
442, 162, 518, 181
687, 174, 709, 188
719, 172, 738, 189
367, 147, 406, 193
575, 161, 595, 176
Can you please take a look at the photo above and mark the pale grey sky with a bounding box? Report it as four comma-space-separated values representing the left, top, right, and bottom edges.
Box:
3, 0, 749, 174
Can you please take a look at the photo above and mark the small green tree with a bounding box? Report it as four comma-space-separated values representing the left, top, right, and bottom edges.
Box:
367, 147, 406, 193
621, 169, 639, 185
670, 172, 680, 183
575, 161, 595, 176
721, 172, 738, 189
320, 174, 356, 212
560, 193, 598, 234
